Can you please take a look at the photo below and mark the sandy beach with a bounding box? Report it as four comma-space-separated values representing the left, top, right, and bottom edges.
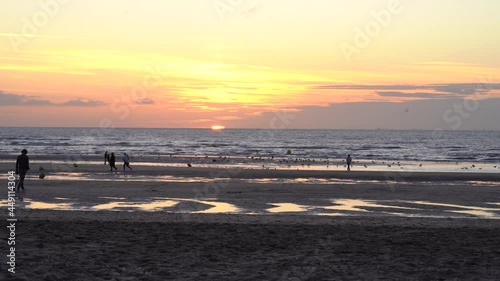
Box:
1, 160, 500, 280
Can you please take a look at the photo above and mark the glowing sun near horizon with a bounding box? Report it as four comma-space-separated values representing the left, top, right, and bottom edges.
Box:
211, 125, 225, 131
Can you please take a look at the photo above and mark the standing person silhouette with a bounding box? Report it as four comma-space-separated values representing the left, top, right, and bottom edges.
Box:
109, 152, 118, 171
123, 153, 132, 171
104, 151, 109, 165
16, 149, 30, 192
346, 154, 352, 171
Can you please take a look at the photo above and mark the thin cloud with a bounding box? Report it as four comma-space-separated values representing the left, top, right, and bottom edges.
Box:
0, 91, 27, 105
23, 99, 54, 106
314, 83, 500, 96
0, 91, 105, 107
377, 91, 462, 99
230, 98, 500, 130
135, 98, 155, 105
431, 83, 500, 95
60, 99, 106, 107
315, 85, 421, 90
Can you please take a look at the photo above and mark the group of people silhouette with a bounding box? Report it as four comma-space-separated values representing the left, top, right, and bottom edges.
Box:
13, 148, 352, 193
104, 151, 132, 172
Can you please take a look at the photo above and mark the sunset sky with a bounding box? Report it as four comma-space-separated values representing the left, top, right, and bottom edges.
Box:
1, 0, 500, 130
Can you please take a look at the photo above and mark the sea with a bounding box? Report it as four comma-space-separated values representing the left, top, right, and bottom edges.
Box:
1, 127, 499, 163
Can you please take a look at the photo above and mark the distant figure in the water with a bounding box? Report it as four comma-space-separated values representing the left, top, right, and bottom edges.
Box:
346, 154, 352, 171
104, 151, 109, 165
16, 149, 30, 192
123, 153, 132, 171
109, 152, 118, 171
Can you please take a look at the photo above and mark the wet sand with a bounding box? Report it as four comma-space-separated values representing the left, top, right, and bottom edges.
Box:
1, 161, 500, 280
3, 212, 500, 280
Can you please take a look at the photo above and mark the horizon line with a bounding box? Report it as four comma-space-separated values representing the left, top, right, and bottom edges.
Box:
0, 126, 499, 132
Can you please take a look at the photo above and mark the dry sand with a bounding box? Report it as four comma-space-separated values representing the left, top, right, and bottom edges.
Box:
1, 161, 500, 280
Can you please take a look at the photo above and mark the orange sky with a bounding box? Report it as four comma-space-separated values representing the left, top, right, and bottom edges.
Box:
1, 0, 500, 129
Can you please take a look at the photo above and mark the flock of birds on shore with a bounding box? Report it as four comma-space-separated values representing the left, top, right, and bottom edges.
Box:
143, 154, 500, 171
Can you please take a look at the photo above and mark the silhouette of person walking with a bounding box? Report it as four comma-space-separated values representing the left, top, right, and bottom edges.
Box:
16, 149, 30, 192
109, 152, 118, 171
123, 153, 132, 171
104, 151, 109, 165
346, 154, 352, 171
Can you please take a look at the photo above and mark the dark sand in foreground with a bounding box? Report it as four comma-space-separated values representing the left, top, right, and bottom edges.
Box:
3, 212, 500, 281
1, 162, 500, 280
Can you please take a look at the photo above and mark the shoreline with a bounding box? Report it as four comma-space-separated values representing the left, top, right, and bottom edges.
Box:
1, 153, 500, 173
1, 162, 499, 182
1, 156, 500, 183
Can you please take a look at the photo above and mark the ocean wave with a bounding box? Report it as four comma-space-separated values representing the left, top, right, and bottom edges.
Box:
1, 128, 499, 163
448, 156, 477, 160
353, 145, 402, 150
446, 146, 466, 149
203, 143, 232, 147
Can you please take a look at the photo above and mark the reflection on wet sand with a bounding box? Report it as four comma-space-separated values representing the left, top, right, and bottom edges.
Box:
2, 196, 500, 219
194, 201, 240, 213
92, 200, 179, 211
313, 212, 350, 217
46, 172, 384, 185
267, 203, 311, 213
406, 201, 500, 218
325, 199, 417, 213
380, 212, 452, 219
25, 199, 74, 210
46, 172, 211, 183
90, 197, 241, 213
249, 178, 383, 185
452, 210, 499, 218
264, 199, 500, 219
99, 197, 127, 200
